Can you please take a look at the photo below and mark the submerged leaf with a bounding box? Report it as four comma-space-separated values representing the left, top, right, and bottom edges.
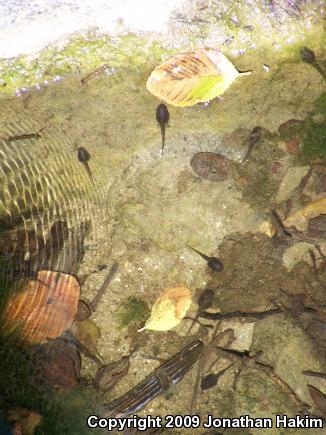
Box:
138, 286, 192, 332
36, 340, 81, 391
146, 48, 251, 107
308, 384, 326, 416
190, 152, 229, 181
284, 197, 326, 231
1, 271, 80, 343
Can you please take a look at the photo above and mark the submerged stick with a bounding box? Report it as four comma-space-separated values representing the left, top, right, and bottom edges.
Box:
200, 308, 283, 321
89, 262, 119, 312
8, 127, 45, 142
80, 64, 110, 85
99, 340, 204, 418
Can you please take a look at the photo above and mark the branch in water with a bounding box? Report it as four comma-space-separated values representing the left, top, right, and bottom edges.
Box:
89, 262, 119, 312
200, 308, 283, 320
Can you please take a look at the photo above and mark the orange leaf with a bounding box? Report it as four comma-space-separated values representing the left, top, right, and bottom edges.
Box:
2, 271, 80, 343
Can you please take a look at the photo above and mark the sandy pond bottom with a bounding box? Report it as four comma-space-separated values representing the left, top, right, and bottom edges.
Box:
0, 47, 326, 434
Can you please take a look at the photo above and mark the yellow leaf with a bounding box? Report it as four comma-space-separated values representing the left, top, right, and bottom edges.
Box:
257, 221, 277, 238
138, 286, 192, 332
146, 48, 251, 107
284, 197, 326, 231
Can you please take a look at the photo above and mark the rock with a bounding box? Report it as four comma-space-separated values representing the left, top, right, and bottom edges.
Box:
282, 242, 314, 272
251, 315, 326, 406
276, 166, 310, 203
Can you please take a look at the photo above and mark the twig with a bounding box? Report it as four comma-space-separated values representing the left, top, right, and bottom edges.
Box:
200, 308, 282, 321
8, 126, 45, 142
303, 370, 326, 380
271, 209, 292, 238
80, 64, 110, 85
89, 262, 119, 312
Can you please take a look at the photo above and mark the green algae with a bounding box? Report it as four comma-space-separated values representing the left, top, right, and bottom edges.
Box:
117, 296, 149, 328
0, 34, 171, 95
299, 93, 326, 162
301, 119, 326, 161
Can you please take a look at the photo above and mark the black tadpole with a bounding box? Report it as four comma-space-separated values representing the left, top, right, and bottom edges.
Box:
156, 103, 169, 156
186, 245, 224, 272
77, 147, 94, 183
300, 47, 326, 79
300, 47, 316, 64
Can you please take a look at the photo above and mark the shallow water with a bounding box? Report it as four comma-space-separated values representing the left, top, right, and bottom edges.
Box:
0, 1, 326, 434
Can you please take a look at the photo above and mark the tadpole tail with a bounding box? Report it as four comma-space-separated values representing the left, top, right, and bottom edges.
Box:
186, 245, 210, 262
83, 162, 94, 184
313, 64, 326, 80
160, 123, 165, 156
100, 340, 204, 418
242, 140, 255, 163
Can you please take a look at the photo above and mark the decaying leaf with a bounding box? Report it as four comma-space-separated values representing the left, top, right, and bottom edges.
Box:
307, 384, 326, 416
138, 286, 192, 332
190, 152, 229, 181
75, 300, 92, 321
1, 271, 80, 343
283, 197, 326, 231
146, 48, 251, 107
36, 340, 81, 391
73, 318, 101, 357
